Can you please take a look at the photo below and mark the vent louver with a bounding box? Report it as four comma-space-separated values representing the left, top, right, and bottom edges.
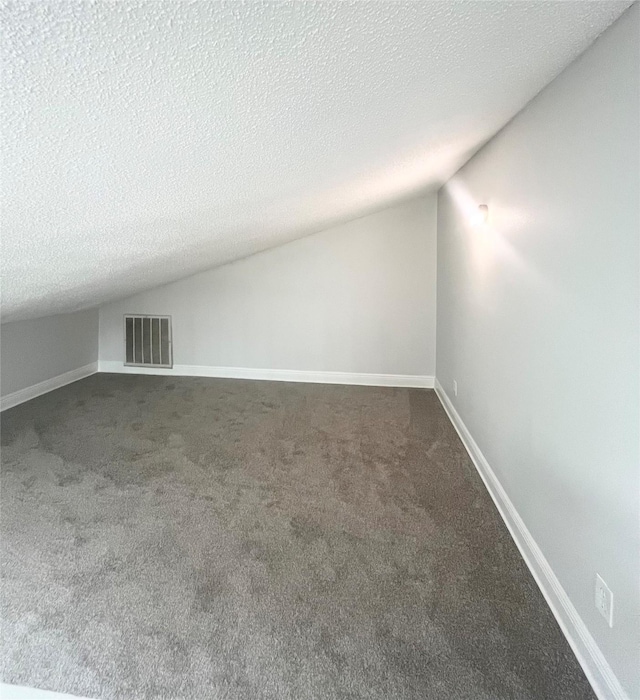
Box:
124, 315, 172, 368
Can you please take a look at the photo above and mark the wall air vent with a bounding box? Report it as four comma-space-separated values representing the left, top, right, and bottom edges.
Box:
124, 315, 172, 368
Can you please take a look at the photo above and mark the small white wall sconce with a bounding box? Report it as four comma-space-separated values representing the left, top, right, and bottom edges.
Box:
474, 204, 489, 226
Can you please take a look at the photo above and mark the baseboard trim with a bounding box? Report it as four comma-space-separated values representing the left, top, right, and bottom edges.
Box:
433, 379, 628, 700
1, 362, 99, 412
0, 683, 95, 700
98, 361, 434, 389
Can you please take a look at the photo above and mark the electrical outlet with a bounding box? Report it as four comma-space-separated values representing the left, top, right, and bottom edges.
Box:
595, 574, 613, 627
453, 380, 458, 397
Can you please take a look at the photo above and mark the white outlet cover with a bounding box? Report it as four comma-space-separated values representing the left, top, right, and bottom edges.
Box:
595, 574, 613, 627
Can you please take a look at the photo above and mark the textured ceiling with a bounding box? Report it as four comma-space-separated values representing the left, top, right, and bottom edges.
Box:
1, 0, 632, 321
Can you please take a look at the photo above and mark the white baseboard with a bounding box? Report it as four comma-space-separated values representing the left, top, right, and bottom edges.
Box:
0, 684, 95, 700
98, 361, 434, 388
433, 379, 629, 700
1, 362, 98, 412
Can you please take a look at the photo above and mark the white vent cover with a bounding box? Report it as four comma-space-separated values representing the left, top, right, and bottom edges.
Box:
124, 315, 172, 368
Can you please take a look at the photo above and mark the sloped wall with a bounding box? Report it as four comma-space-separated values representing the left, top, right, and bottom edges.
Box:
99, 195, 437, 383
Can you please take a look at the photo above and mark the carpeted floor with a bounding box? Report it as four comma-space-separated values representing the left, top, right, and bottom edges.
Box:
1, 374, 594, 700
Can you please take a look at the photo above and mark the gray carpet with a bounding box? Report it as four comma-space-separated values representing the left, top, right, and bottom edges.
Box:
1, 374, 594, 700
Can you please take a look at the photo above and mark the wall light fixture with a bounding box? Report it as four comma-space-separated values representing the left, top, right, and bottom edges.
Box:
474, 204, 489, 226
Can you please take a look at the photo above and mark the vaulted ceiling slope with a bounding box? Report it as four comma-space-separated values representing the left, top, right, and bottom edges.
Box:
1, 1, 632, 321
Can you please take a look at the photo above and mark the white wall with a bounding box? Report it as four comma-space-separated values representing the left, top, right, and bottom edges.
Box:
1, 309, 99, 398
100, 195, 437, 382
436, 5, 639, 698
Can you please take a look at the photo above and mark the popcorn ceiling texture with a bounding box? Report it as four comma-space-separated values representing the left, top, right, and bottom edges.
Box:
0, 0, 631, 321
